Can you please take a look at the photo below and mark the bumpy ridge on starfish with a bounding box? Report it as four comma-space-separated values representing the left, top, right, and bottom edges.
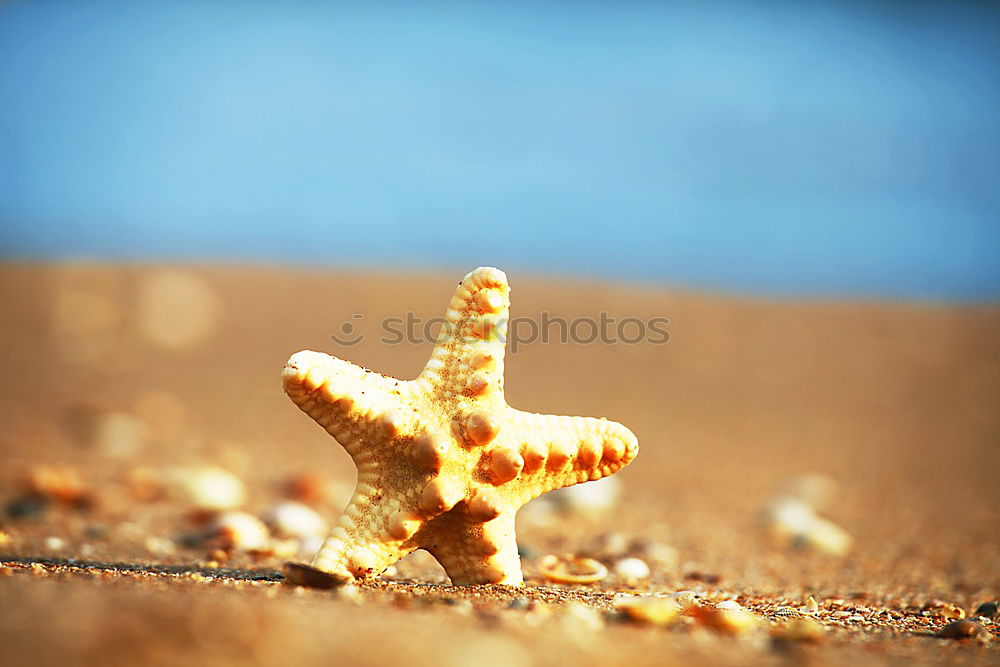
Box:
282, 267, 638, 585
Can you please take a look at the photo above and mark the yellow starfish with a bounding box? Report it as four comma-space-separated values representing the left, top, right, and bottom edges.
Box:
282, 267, 638, 585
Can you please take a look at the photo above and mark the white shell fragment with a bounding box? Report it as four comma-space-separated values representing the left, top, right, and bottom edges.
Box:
765, 477, 852, 556
539, 555, 609, 584
167, 465, 247, 511
262, 501, 329, 540
207, 511, 271, 551
613, 557, 651, 581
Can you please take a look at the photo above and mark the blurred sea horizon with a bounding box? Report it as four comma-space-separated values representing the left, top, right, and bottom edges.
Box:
2, 1, 999, 300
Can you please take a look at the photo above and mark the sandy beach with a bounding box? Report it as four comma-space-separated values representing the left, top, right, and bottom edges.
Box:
1, 262, 997, 665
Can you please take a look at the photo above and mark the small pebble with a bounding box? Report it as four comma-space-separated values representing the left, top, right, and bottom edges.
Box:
208, 548, 229, 563
262, 501, 328, 539
692, 605, 761, 635
25, 465, 93, 509
614, 596, 681, 626
973, 601, 998, 619
206, 511, 270, 551
168, 466, 246, 511
5, 496, 48, 520
800, 596, 820, 614
508, 597, 531, 611
765, 497, 851, 556
144, 536, 176, 555
614, 557, 650, 581
798, 516, 852, 556
715, 600, 743, 611
938, 619, 987, 640
283, 561, 351, 589
923, 601, 965, 619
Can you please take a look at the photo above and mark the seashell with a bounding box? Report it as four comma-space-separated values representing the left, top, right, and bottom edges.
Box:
692, 604, 761, 635
938, 619, 988, 640
715, 600, 743, 611
168, 465, 246, 511
923, 600, 966, 620
25, 465, 93, 509
206, 511, 270, 551
262, 501, 328, 540
539, 555, 608, 584
673, 590, 703, 612
613, 557, 651, 581
614, 595, 681, 626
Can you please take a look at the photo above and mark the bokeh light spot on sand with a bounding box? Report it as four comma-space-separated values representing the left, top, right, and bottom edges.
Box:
166, 465, 247, 511
62, 405, 150, 457
132, 390, 190, 444
51, 289, 122, 364
137, 270, 220, 349
93, 412, 150, 458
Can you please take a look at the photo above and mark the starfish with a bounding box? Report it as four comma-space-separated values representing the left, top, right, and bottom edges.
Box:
281, 267, 638, 585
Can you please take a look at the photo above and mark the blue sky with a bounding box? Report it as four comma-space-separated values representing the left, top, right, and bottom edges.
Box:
1, 1, 998, 299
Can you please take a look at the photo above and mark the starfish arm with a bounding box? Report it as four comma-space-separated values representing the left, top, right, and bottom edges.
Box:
418, 508, 522, 585
502, 409, 638, 504
416, 267, 510, 400
282, 350, 411, 460
310, 479, 421, 579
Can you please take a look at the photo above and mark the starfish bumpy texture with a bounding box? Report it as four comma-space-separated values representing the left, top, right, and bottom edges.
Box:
282, 267, 638, 585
